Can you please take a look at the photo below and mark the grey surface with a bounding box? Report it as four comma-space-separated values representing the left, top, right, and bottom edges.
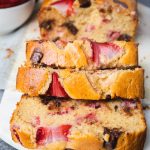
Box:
0, 0, 149, 150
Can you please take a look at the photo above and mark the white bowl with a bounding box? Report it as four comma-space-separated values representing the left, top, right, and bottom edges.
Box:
0, 0, 35, 35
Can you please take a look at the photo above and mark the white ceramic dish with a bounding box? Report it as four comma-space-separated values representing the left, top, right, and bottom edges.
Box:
0, 3, 150, 150
0, 0, 35, 35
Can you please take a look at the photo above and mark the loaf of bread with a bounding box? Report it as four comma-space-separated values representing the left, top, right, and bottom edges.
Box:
38, 0, 138, 42
16, 67, 144, 99
26, 40, 138, 69
10, 95, 146, 150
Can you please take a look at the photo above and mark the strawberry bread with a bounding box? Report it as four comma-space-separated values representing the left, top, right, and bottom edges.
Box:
38, 0, 138, 42
26, 40, 138, 70
16, 67, 144, 99
10, 95, 146, 150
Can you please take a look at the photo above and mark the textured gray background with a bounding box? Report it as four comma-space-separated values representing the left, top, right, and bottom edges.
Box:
0, 0, 149, 149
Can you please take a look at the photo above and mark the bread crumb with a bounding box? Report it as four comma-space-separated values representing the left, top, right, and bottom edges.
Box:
145, 75, 149, 79
4, 48, 14, 59
143, 105, 150, 110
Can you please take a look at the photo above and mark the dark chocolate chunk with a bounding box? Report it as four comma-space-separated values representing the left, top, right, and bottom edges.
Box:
106, 95, 111, 100
62, 21, 78, 35
52, 37, 60, 42
54, 99, 61, 107
41, 98, 50, 105
95, 102, 101, 109
79, 0, 91, 8
113, 0, 128, 9
103, 127, 122, 149
117, 34, 132, 42
114, 105, 118, 112
30, 48, 43, 65
40, 19, 55, 30
40, 96, 53, 105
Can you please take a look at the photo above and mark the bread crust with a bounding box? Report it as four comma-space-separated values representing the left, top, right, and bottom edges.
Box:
16, 67, 144, 99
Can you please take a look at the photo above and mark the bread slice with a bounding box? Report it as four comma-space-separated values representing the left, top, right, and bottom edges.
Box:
38, 0, 138, 42
10, 95, 146, 150
26, 40, 138, 70
16, 67, 144, 99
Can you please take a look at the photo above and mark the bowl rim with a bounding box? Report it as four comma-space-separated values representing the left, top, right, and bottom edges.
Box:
0, 0, 35, 10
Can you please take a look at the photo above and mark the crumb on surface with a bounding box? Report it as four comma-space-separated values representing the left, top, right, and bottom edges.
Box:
143, 105, 150, 110
145, 75, 149, 79
4, 48, 14, 59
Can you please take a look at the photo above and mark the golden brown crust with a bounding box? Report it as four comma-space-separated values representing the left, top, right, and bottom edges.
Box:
16, 67, 51, 96
16, 67, 144, 99
111, 68, 144, 99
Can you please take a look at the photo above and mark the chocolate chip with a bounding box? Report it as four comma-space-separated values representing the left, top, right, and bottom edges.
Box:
113, 0, 128, 9
103, 127, 122, 149
62, 22, 78, 35
40, 96, 53, 105
54, 99, 61, 107
106, 95, 111, 100
52, 37, 60, 42
40, 19, 55, 30
95, 103, 101, 109
79, 0, 91, 8
114, 105, 118, 112
117, 34, 132, 42
64, 149, 74, 150
30, 48, 43, 65
40, 63, 47, 67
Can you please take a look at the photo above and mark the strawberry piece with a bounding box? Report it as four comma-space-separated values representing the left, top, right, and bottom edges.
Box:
107, 31, 121, 41
36, 127, 52, 145
51, 125, 72, 142
12, 128, 22, 145
91, 41, 101, 65
51, 0, 74, 16
36, 125, 72, 145
91, 42, 121, 66
85, 113, 97, 124
49, 72, 69, 98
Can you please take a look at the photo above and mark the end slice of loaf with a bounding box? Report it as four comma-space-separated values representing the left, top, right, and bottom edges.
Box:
16, 67, 144, 99
38, 0, 138, 42
26, 40, 138, 70
10, 95, 146, 150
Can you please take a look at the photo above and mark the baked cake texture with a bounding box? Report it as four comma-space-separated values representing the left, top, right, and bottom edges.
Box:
16, 67, 144, 99
38, 0, 138, 42
10, 95, 146, 150
26, 40, 138, 69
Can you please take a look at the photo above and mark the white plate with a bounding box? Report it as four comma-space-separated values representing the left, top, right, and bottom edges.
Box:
0, 3, 150, 150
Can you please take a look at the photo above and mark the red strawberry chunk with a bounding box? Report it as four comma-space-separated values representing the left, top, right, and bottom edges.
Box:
51, 125, 72, 142
108, 31, 121, 41
91, 41, 101, 65
51, 0, 74, 16
91, 42, 121, 66
49, 72, 69, 98
36, 125, 72, 145
12, 128, 23, 145
36, 127, 52, 145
